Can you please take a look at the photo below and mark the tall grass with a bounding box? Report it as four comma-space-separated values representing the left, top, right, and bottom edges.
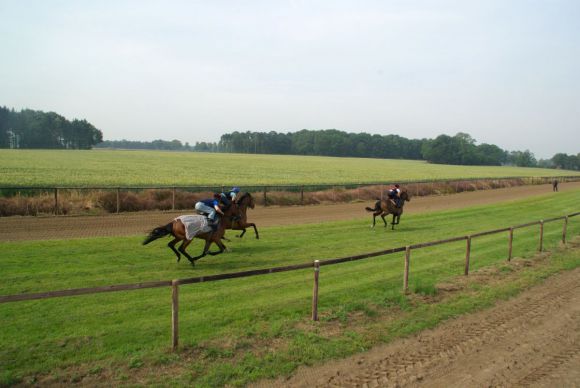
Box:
0, 190, 579, 386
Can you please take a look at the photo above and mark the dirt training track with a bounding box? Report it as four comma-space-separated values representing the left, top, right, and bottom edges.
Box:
257, 265, 580, 388
0, 182, 578, 242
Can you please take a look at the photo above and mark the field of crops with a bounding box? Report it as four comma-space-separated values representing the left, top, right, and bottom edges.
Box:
1, 149, 578, 187
1, 190, 579, 386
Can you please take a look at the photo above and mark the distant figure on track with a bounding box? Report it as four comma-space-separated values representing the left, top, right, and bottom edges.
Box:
552, 179, 559, 192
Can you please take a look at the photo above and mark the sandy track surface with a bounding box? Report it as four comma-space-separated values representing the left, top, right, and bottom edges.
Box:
0, 182, 578, 242
258, 265, 580, 388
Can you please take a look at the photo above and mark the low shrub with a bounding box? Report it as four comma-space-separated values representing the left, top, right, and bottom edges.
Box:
0, 178, 539, 217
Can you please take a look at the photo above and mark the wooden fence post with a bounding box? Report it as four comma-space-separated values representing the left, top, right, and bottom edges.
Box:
263, 187, 268, 207
539, 220, 544, 252
508, 228, 514, 261
171, 280, 179, 351
54, 188, 58, 215
300, 186, 304, 205
312, 260, 320, 321
403, 246, 411, 293
116, 188, 120, 214
464, 236, 471, 276
172, 187, 176, 211
562, 216, 568, 244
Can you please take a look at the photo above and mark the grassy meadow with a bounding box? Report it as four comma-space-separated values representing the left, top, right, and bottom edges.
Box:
1, 189, 579, 386
1, 149, 578, 187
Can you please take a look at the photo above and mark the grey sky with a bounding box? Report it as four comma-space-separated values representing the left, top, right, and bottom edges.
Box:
1, 1, 578, 159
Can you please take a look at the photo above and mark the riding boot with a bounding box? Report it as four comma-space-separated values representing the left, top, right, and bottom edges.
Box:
208, 218, 219, 232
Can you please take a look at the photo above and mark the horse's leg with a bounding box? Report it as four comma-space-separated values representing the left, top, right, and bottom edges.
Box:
391, 214, 398, 230
237, 223, 259, 239
380, 212, 388, 228
208, 239, 227, 256
189, 239, 212, 264
167, 238, 181, 262
250, 223, 259, 239
371, 212, 379, 228
393, 213, 402, 225
178, 239, 196, 264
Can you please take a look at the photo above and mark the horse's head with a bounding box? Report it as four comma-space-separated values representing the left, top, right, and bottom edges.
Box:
238, 192, 255, 210
401, 190, 411, 202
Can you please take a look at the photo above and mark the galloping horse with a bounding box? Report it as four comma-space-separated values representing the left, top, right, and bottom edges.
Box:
365, 190, 411, 229
142, 202, 239, 265
227, 192, 259, 239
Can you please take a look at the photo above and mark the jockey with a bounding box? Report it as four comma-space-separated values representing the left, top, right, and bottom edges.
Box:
194, 193, 224, 229
221, 186, 241, 206
387, 184, 402, 207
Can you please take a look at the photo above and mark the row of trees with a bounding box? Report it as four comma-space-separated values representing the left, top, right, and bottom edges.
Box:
202, 130, 575, 169
216, 130, 424, 159
547, 153, 580, 170
420, 133, 540, 166
0, 107, 103, 149
96, 139, 192, 151
3, 107, 576, 170
213, 130, 541, 167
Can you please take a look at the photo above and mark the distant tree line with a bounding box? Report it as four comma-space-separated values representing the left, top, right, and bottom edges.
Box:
0, 106, 103, 149
4, 106, 577, 170
211, 130, 578, 170
544, 153, 580, 170
96, 139, 192, 151
217, 129, 423, 159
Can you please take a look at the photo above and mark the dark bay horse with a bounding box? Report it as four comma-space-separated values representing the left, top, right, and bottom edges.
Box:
142, 203, 239, 265
365, 190, 411, 229
227, 192, 259, 239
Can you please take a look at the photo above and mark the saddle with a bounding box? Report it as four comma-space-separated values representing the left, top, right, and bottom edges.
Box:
175, 215, 212, 240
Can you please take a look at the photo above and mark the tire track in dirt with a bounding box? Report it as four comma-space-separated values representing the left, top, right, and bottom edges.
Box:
516, 341, 580, 387
257, 267, 580, 388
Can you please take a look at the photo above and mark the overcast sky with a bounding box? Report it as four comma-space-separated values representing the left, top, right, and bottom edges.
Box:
1, 1, 578, 158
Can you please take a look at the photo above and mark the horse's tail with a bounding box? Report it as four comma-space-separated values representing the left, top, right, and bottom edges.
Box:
143, 222, 173, 245
365, 199, 381, 212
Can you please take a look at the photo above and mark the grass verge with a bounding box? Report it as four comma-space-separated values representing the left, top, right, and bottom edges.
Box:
0, 190, 579, 386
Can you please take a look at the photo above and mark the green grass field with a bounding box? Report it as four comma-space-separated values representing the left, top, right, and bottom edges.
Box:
1, 149, 578, 187
1, 190, 579, 386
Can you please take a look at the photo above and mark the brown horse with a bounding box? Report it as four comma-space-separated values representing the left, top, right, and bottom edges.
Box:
142, 202, 239, 265
227, 192, 259, 239
365, 190, 411, 229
